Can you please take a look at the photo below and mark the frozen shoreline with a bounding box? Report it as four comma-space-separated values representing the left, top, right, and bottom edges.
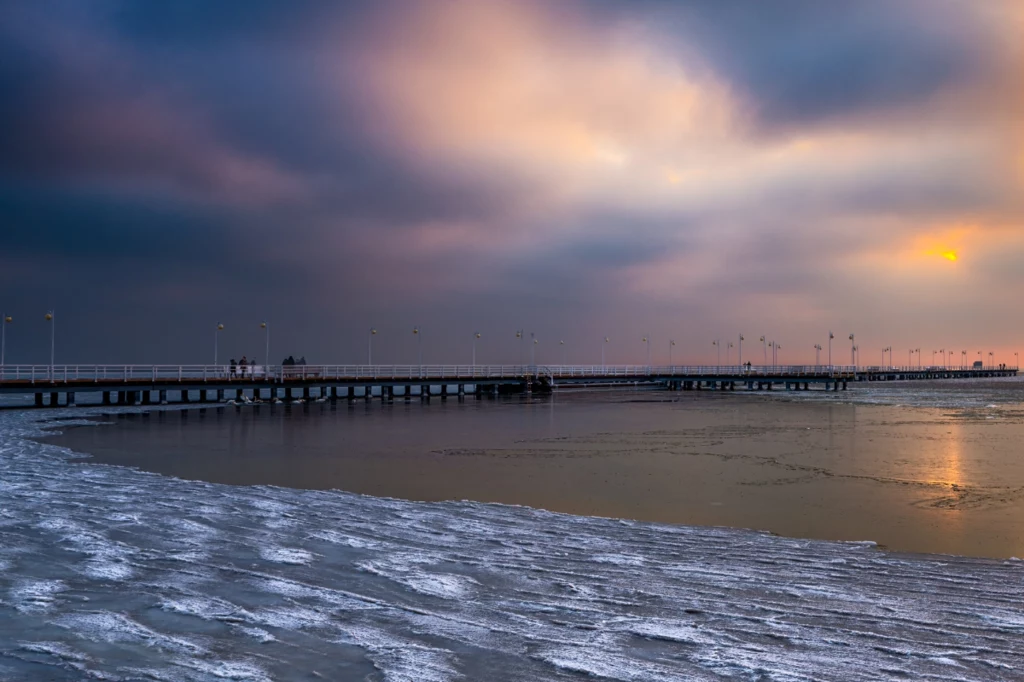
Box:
1, 406, 1023, 681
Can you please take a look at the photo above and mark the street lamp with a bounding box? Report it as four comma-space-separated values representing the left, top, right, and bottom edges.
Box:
261, 321, 270, 368
45, 311, 55, 379
516, 330, 524, 366
413, 326, 422, 372
602, 336, 609, 369
883, 346, 891, 368
367, 327, 377, 365
669, 339, 676, 367
472, 332, 481, 366
760, 336, 767, 365
915, 348, 921, 369
849, 334, 855, 368
214, 322, 224, 365
939, 348, 945, 369
712, 339, 720, 367
727, 341, 734, 366
1, 314, 11, 367
560, 339, 566, 366
988, 351, 994, 368
961, 350, 967, 369
738, 335, 744, 366
530, 333, 537, 366
814, 344, 822, 366
642, 335, 650, 367
828, 331, 834, 368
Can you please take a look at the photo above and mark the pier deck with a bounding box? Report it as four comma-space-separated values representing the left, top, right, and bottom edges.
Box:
0, 364, 1016, 406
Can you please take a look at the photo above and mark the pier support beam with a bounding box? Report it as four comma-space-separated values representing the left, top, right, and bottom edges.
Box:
421, 385, 430, 400
35, 393, 44, 407
66, 392, 75, 407
441, 385, 449, 399
181, 390, 190, 403
386, 386, 394, 402
347, 387, 355, 400
141, 391, 151, 405
303, 386, 311, 400
236, 389, 244, 401
159, 390, 168, 404
102, 391, 112, 405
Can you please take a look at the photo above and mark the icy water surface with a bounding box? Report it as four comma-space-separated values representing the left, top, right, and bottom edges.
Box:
45, 379, 1024, 557
2, 405, 1024, 680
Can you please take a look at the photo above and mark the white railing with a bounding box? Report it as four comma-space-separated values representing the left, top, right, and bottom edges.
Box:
0, 364, 1015, 384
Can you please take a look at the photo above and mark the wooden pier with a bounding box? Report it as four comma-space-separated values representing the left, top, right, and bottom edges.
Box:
0, 364, 1017, 407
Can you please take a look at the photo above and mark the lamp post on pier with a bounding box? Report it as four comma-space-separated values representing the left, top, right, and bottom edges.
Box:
915, 348, 921, 369
642, 335, 651, 368
989, 351, 994, 368
530, 333, 537, 366
260, 321, 270, 369
367, 327, 377, 365
713, 340, 720, 367
413, 326, 422, 374
961, 350, 967, 369
849, 334, 855, 369
669, 339, 676, 367
213, 322, 224, 365
516, 330, 524, 367
814, 344, 822, 366
828, 331, 834, 368
44, 311, 56, 380
760, 336, 767, 366
1, 314, 10, 367
602, 336, 609, 369
727, 342, 734, 366
472, 332, 481, 366
560, 340, 566, 366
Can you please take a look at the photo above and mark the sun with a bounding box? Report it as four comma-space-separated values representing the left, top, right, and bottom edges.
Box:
943, 251, 957, 261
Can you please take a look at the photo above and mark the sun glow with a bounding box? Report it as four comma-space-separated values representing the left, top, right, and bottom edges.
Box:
943, 251, 958, 261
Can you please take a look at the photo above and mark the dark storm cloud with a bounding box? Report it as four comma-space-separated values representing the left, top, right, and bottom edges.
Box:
0, 0, 1019, 364
619, 0, 992, 131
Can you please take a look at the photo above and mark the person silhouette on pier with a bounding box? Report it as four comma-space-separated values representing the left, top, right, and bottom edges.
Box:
230, 358, 237, 377
239, 356, 248, 377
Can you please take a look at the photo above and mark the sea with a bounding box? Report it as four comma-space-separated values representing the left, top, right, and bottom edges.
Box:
0, 380, 1023, 680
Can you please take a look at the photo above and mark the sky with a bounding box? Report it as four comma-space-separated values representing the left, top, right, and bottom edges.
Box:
1, 0, 1022, 367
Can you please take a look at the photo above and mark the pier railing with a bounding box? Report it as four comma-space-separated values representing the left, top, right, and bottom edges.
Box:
0, 363, 1010, 385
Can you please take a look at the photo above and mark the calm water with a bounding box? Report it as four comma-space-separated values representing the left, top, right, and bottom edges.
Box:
45, 379, 1024, 558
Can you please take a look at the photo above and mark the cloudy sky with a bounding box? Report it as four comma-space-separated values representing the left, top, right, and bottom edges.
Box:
1, 0, 1022, 367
